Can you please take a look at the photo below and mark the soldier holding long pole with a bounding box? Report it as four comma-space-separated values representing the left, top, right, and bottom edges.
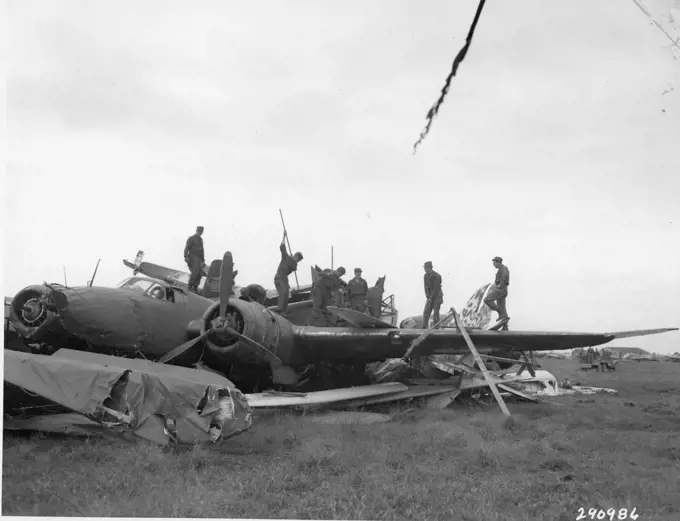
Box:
274, 211, 303, 314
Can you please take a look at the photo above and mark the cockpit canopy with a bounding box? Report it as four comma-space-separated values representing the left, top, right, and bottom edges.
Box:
116, 276, 183, 303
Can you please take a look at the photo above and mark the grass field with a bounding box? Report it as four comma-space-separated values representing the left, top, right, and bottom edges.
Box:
3, 358, 680, 520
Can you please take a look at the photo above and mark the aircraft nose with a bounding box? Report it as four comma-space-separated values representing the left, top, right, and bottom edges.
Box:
55, 287, 145, 350
21, 299, 43, 322
8, 284, 69, 343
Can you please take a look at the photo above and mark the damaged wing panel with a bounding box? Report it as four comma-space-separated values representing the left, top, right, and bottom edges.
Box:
3, 349, 252, 445
4, 351, 128, 416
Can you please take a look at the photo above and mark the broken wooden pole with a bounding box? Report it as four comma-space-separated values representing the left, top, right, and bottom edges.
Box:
451, 307, 511, 417
402, 309, 456, 362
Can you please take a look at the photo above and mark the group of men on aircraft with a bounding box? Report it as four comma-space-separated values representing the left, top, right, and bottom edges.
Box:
272, 231, 373, 326
421, 257, 510, 329
183, 225, 511, 329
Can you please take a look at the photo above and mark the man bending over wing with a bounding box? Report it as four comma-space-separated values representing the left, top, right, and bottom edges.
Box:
312, 266, 347, 326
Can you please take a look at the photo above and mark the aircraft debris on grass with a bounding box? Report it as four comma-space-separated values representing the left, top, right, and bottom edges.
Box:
4, 251, 678, 446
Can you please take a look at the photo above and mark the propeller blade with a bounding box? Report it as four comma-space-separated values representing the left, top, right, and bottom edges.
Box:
223, 325, 299, 385
158, 330, 211, 364
219, 251, 234, 318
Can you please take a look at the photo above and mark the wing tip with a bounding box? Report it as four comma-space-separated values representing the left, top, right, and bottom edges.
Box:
609, 327, 679, 339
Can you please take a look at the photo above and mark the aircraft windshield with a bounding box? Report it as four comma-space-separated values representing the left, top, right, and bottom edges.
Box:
118, 278, 156, 294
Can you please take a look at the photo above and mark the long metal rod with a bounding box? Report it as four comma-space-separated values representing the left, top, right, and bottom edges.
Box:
89, 259, 101, 287
278, 209, 300, 290
331, 246, 334, 270
451, 307, 511, 417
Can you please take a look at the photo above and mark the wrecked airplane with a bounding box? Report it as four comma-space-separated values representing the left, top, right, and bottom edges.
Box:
9, 251, 675, 393
4, 250, 678, 445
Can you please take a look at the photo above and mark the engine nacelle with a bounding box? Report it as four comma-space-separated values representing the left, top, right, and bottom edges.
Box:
8, 285, 71, 348
200, 298, 299, 368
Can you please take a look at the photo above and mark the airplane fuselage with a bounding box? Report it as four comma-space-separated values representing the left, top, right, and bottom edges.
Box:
7, 278, 213, 362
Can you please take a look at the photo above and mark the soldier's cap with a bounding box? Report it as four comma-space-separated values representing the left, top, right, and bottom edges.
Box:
492, 256, 503, 262
337, 266, 346, 274
196, 226, 204, 231
423, 261, 433, 268
354, 268, 362, 273
295, 252, 304, 260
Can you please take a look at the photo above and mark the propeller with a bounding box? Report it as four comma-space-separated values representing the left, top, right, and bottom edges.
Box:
159, 251, 299, 386
218, 251, 234, 318
158, 329, 211, 364
158, 252, 235, 365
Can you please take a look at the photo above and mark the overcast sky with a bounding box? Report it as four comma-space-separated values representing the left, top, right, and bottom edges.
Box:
5, 0, 679, 353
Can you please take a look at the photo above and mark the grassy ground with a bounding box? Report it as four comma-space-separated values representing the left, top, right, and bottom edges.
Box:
3, 358, 680, 520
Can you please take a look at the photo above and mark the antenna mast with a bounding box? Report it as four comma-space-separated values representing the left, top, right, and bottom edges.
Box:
89, 259, 102, 287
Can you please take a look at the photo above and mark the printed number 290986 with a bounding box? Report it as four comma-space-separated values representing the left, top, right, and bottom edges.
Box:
576, 508, 639, 520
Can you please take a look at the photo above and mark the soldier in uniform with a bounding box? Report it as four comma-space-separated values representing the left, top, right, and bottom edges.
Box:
312, 266, 347, 325
184, 226, 205, 293
273, 232, 303, 314
484, 256, 510, 328
422, 261, 443, 328
366, 276, 386, 318
347, 268, 369, 312
240, 284, 267, 305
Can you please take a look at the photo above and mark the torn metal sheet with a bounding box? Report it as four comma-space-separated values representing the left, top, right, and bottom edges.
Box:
245, 382, 407, 409
500, 370, 618, 396
328, 385, 462, 409
559, 386, 618, 395
4, 349, 252, 445
330, 385, 457, 409
424, 389, 462, 409
329, 372, 527, 410
497, 384, 539, 402
506, 370, 560, 396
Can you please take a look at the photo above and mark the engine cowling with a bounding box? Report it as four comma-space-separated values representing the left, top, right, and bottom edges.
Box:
199, 298, 299, 368
8, 285, 71, 348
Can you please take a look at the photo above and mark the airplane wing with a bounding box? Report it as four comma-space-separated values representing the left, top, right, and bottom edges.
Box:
295, 322, 679, 361
3, 349, 253, 445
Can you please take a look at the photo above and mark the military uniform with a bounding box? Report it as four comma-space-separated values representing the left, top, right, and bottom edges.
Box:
347, 268, 369, 313
312, 267, 347, 326
241, 284, 267, 305
366, 277, 386, 318
422, 261, 443, 328
184, 227, 205, 292
274, 242, 299, 314
484, 256, 510, 325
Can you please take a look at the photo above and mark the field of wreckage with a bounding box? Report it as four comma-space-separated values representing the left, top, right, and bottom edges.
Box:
3, 248, 679, 519
3, 356, 680, 519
